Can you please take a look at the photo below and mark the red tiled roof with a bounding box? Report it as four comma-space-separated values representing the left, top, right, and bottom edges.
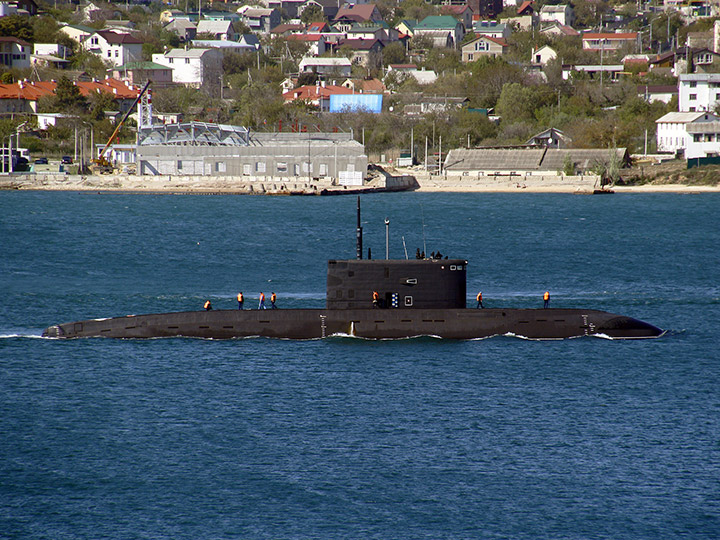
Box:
483, 36, 508, 47
441, 5, 470, 15
516, 0, 533, 15
0, 78, 141, 101
0, 36, 32, 47
283, 84, 354, 102
334, 4, 377, 22
286, 33, 325, 42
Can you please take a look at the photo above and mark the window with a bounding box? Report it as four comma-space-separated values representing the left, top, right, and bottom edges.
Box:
169, 58, 174, 63
276, 162, 287, 173
694, 134, 702, 142
255, 161, 266, 172
690, 94, 697, 100
690, 81, 697, 88
690, 107, 696, 111
215, 161, 226, 172
185, 58, 190, 64
177, 160, 182, 170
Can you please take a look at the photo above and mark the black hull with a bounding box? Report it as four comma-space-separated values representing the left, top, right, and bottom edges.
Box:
42, 308, 663, 340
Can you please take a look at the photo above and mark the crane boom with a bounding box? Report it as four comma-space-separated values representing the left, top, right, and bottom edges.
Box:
96, 80, 151, 163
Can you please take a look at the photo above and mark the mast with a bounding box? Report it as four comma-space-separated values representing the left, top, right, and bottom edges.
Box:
356, 196, 363, 260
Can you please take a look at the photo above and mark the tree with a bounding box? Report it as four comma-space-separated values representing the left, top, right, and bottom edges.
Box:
54, 77, 88, 115
0, 15, 33, 41
300, 4, 326, 24
382, 41, 407, 66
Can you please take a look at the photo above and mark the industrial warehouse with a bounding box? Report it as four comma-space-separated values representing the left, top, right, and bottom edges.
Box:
135, 122, 367, 186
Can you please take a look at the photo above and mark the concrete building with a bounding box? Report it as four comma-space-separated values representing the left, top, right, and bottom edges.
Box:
656, 111, 720, 158
82, 30, 143, 68
0, 37, 31, 70
539, 4, 574, 27
152, 48, 222, 91
678, 73, 720, 112
136, 123, 367, 184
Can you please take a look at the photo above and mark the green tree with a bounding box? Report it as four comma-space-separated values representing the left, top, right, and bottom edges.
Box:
382, 41, 407, 66
300, 4, 326, 24
0, 15, 33, 41
54, 76, 88, 115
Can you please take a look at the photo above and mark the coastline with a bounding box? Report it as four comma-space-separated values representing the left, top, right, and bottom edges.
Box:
1, 173, 718, 194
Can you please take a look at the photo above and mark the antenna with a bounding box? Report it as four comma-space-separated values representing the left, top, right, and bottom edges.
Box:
420, 203, 427, 258
402, 236, 408, 260
385, 218, 390, 260
356, 196, 363, 260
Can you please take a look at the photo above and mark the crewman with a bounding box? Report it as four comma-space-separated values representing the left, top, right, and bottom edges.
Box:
543, 291, 550, 309
270, 292, 277, 309
259, 292, 266, 310
476, 291, 484, 309
372, 290, 380, 308
204, 300, 212, 311
237, 292, 244, 310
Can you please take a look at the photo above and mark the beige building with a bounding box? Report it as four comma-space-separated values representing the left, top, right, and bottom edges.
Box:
461, 35, 507, 62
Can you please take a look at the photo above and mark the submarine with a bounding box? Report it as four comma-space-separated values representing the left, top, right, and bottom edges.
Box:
42, 198, 663, 340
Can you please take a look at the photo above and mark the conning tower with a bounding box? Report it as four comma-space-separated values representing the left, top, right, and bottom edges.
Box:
326, 197, 467, 309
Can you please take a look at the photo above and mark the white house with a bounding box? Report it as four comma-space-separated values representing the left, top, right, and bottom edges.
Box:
82, 30, 143, 67
151, 48, 223, 88
679, 73, 720, 112
655, 111, 720, 158
196, 20, 238, 41
539, 4, 574, 27
532, 45, 556, 65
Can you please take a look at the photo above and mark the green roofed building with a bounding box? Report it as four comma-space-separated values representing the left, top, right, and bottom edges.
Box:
414, 15, 465, 49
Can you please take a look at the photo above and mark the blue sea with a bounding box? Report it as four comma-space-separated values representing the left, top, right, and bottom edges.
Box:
1, 191, 719, 539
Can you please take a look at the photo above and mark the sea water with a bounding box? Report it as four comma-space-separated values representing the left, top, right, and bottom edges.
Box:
1, 191, 719, 539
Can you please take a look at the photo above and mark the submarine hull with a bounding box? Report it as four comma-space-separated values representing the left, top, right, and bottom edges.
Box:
42, 308, 663, 340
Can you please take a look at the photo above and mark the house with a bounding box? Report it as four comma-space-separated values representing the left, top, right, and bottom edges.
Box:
266, 0, 306, 19
395, 20, 417, 37
151, 48, 223, 91
403, 95, 469, 115
298, 0, 342, 21
31, 43, 70, 69
270, 23, 306, 37
299, 57, 352, 77
414, 16, 465, 49
531, 44, 556, 65
340, 77, 386, 94
333, 4, 383, 31
655, 111, 720, 158
192, 40, 260, 56
467, 0, 503, 20
562, 64, 624, 81
539, 4, 573, 26
2, 0, 37, 15
539, 23, 579, 37
286, 34, 328, 56
473, 20, 510, 40
461, 35, 507, 61
501, 1, 537, 31
688, 48, 720, 74
282, 83, 354, 111
111, 61, 174, 87
196, 20, 238, 41
0, 37, 31, 70
165, 19, 197, 42
581, 32, 640, 52
338, 38, 385, 68
238, 34, 261, 50
240, 8, 281, 34
637, 84, 678, 104
525, 127, 570, 148
385, 64, 437, 85
679, 73, 720, 112
58, 23, 96, 44
440, 4, 474, 30
0, 78, 142, 115
347, 23, 398, 42
82, 30, 143, 68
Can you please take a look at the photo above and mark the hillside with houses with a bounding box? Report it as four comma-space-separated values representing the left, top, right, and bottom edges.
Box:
1, 0, 720, 182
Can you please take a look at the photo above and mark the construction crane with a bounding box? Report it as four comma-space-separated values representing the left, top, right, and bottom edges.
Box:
92, 80, 151, 174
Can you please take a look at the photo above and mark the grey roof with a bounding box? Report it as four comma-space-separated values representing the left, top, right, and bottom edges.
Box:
444, 148, 628, 172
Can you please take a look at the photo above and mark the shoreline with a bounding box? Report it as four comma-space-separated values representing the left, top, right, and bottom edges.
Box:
1, 174, 718, 194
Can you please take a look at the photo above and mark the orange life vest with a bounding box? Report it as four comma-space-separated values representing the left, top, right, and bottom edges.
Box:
237, 293, 243, 302
477, 292, 482, 301
372, 291, 379, 301
204, 300, 211, 309
260, 293, 265, 301
543, 291, 549, 301
271, 293, 276, 302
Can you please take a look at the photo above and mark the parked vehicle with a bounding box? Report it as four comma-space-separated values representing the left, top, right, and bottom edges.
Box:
61, 156, 73, 164
34, 158, 48, 165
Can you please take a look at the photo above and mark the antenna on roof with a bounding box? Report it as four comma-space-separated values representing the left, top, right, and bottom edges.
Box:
420, 203, 427, 258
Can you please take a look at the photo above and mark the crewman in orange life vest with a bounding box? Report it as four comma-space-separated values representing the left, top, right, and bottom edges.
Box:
259, 292, 266, 310
372, 291, 380, 308
237, 292, 243, 310
204, 300, 212, 311
270, 292, 277, 309
543, 291, 550, 309
476, 292, 484, 309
